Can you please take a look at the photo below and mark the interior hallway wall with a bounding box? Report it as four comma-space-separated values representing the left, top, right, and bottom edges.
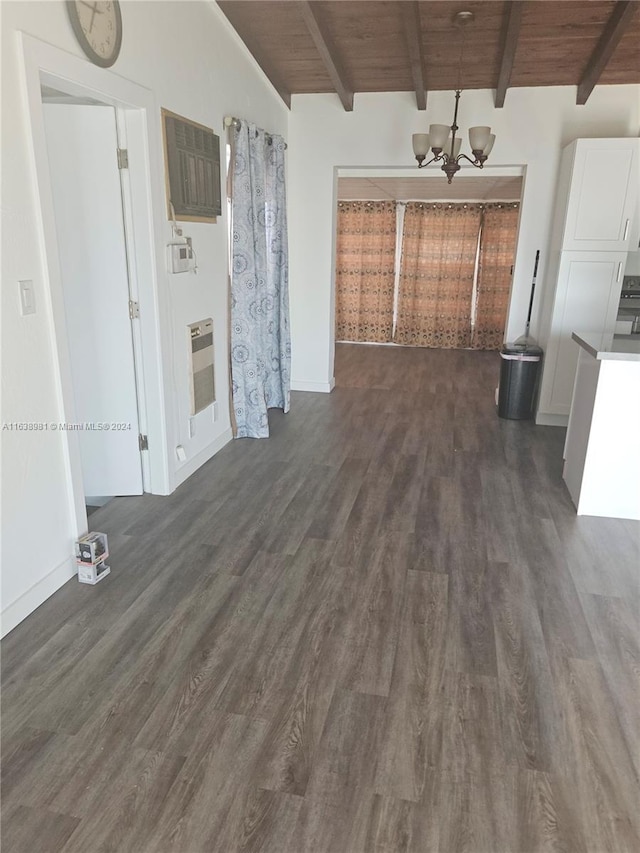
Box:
1, 0, 287, 634
287, 86, 640, 389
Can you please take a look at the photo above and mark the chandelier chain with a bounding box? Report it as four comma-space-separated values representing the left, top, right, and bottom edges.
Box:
456, 17, 466, 92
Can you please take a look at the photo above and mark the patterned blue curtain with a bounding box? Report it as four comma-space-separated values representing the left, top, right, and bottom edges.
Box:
230, 120, 291, 438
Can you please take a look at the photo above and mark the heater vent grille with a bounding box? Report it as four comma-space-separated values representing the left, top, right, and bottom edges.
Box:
188, 319, 215, 415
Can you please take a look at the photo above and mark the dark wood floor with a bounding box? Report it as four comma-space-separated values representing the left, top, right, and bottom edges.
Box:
2, 343, 639, 853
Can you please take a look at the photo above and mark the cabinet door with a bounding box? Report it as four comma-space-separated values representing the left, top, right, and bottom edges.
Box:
540, 252, 625, 416
563, 139, 639, 252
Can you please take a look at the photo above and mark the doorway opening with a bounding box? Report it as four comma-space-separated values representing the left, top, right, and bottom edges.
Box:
21, 32, 171, 545
332, 172, 523, 380
41, 87, 146, 519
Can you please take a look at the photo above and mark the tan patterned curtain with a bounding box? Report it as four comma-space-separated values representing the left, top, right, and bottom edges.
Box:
472, 203, 520, 350
335, 201, 397, 343
395, 203, 482, 348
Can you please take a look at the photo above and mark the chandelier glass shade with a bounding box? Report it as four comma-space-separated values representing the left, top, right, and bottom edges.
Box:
412, 90, 495, 183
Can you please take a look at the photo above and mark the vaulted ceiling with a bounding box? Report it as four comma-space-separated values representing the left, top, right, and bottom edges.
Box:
216, 1, 640, 110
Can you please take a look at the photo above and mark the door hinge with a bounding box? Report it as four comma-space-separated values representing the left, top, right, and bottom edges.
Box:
129, 300, 140, 319
117, 148, 129, 169
138, 434, 149, 451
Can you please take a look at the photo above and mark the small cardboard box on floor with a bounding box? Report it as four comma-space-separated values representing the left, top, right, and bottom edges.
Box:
75, 532, 110, 585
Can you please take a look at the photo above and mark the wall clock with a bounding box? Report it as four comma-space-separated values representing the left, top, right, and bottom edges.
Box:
66, 1, 123, 68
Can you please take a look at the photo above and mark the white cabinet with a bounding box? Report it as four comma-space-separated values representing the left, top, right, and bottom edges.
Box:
562, 139, 639, 252
538, 252, 625, 417
563, 338, 640, 520
536, 137, 639, 426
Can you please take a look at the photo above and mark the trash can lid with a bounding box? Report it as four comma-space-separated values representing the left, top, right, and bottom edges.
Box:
501, 342, 543, 357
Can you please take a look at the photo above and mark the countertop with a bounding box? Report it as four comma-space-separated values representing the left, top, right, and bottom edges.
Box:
571, 332, 640, 362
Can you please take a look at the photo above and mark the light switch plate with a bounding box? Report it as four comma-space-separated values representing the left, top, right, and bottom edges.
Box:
19, 280, 36, 315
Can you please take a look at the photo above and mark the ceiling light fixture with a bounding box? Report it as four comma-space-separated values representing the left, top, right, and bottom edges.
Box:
412, 11, 495, 183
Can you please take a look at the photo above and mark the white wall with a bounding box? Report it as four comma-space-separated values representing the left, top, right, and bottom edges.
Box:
0, 0, 287, 633
287, 87, 640, 388
625, 251, 640, 276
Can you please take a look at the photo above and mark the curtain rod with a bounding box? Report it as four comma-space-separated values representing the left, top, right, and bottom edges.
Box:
223, 115, 287, 149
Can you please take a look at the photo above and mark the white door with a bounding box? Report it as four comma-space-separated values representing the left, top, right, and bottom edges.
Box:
540, 251, 626, 416
43, 103, 143, 497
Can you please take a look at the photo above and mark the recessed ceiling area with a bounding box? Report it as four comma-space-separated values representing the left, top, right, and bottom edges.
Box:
337, 175, 523, 201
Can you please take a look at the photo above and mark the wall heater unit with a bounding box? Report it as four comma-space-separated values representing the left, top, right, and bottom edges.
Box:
188, 318, 215, 415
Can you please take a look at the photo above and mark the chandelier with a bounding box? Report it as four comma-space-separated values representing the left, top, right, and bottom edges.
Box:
412, 11, 495, 183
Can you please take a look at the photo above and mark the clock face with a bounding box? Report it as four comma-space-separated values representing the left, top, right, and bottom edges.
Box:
67, 1, 122, 68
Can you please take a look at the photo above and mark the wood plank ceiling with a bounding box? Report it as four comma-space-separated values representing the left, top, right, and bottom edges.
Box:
216, 1, 640, 110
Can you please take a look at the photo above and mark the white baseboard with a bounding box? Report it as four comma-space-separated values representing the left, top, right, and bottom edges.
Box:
291, 377, 335, 393
535, 411, 569, 427
85, 496, 114, 507
1, 555, 76, 638
173, 428, 233, 489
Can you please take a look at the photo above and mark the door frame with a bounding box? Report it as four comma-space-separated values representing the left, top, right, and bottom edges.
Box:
20, 33, 172, 538
331, 165, 527, 366
42, 100, 146, 498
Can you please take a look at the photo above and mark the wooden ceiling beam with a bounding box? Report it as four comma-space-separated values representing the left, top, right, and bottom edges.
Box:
298, 2, 354, 111
217, 2, 291, 109
577, 1, 638, 105
400, 2, 427, 111
495, 1, 524, 108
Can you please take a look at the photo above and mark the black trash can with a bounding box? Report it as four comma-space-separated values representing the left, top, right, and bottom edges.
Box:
498, 343, 543, 420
